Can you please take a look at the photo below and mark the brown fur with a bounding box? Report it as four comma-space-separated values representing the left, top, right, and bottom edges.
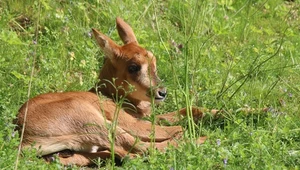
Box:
15, 17, 209, 166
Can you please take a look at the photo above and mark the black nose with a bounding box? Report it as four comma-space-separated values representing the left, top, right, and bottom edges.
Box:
158, 89, 167, 98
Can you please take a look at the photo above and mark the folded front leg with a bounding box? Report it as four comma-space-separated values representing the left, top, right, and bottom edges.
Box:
156, 107, 219, 124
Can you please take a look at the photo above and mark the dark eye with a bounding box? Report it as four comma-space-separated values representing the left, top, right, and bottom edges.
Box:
128, 64, 141, 74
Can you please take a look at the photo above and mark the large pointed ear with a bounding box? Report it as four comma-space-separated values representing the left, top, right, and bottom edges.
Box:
92, 28, 121, 59
116, 17, 138, 44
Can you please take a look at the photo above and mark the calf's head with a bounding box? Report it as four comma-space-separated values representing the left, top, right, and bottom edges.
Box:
92, 17, 166, 103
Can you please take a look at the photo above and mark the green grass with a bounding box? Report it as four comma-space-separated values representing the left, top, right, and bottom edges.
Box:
1, 0, 300, 169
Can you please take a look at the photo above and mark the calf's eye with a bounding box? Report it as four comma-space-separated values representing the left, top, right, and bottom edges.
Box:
128, 64, 141, 74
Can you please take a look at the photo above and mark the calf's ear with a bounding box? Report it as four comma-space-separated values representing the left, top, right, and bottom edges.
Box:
116, 17, 138, 45
92, 28, 121, 60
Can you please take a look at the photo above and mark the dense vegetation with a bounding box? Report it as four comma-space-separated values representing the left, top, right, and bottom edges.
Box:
0, 0, 299, 169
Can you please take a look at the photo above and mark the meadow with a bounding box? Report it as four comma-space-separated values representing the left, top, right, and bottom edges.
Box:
0, 0, 299, 169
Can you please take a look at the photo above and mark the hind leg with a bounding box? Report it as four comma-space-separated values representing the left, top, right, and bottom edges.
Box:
54, 148, 138, 166
58, 150, 111, 166
43, 131, 183, 166
41, 117, 185, 166
43, 150, 112, 166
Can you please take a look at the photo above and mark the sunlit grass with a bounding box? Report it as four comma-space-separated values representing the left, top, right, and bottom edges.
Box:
0, 0, 299, 169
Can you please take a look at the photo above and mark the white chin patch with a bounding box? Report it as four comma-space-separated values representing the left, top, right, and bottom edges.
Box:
154, 97, 165, 103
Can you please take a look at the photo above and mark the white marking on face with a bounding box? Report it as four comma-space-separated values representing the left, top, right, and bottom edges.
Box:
127, 63, 153, 101
140, 64, 150, 86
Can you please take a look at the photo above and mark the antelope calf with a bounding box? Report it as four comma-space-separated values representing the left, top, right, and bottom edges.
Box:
15, 17, 208, 166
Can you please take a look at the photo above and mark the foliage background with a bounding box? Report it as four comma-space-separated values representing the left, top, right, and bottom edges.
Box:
0, 0, 299, 169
